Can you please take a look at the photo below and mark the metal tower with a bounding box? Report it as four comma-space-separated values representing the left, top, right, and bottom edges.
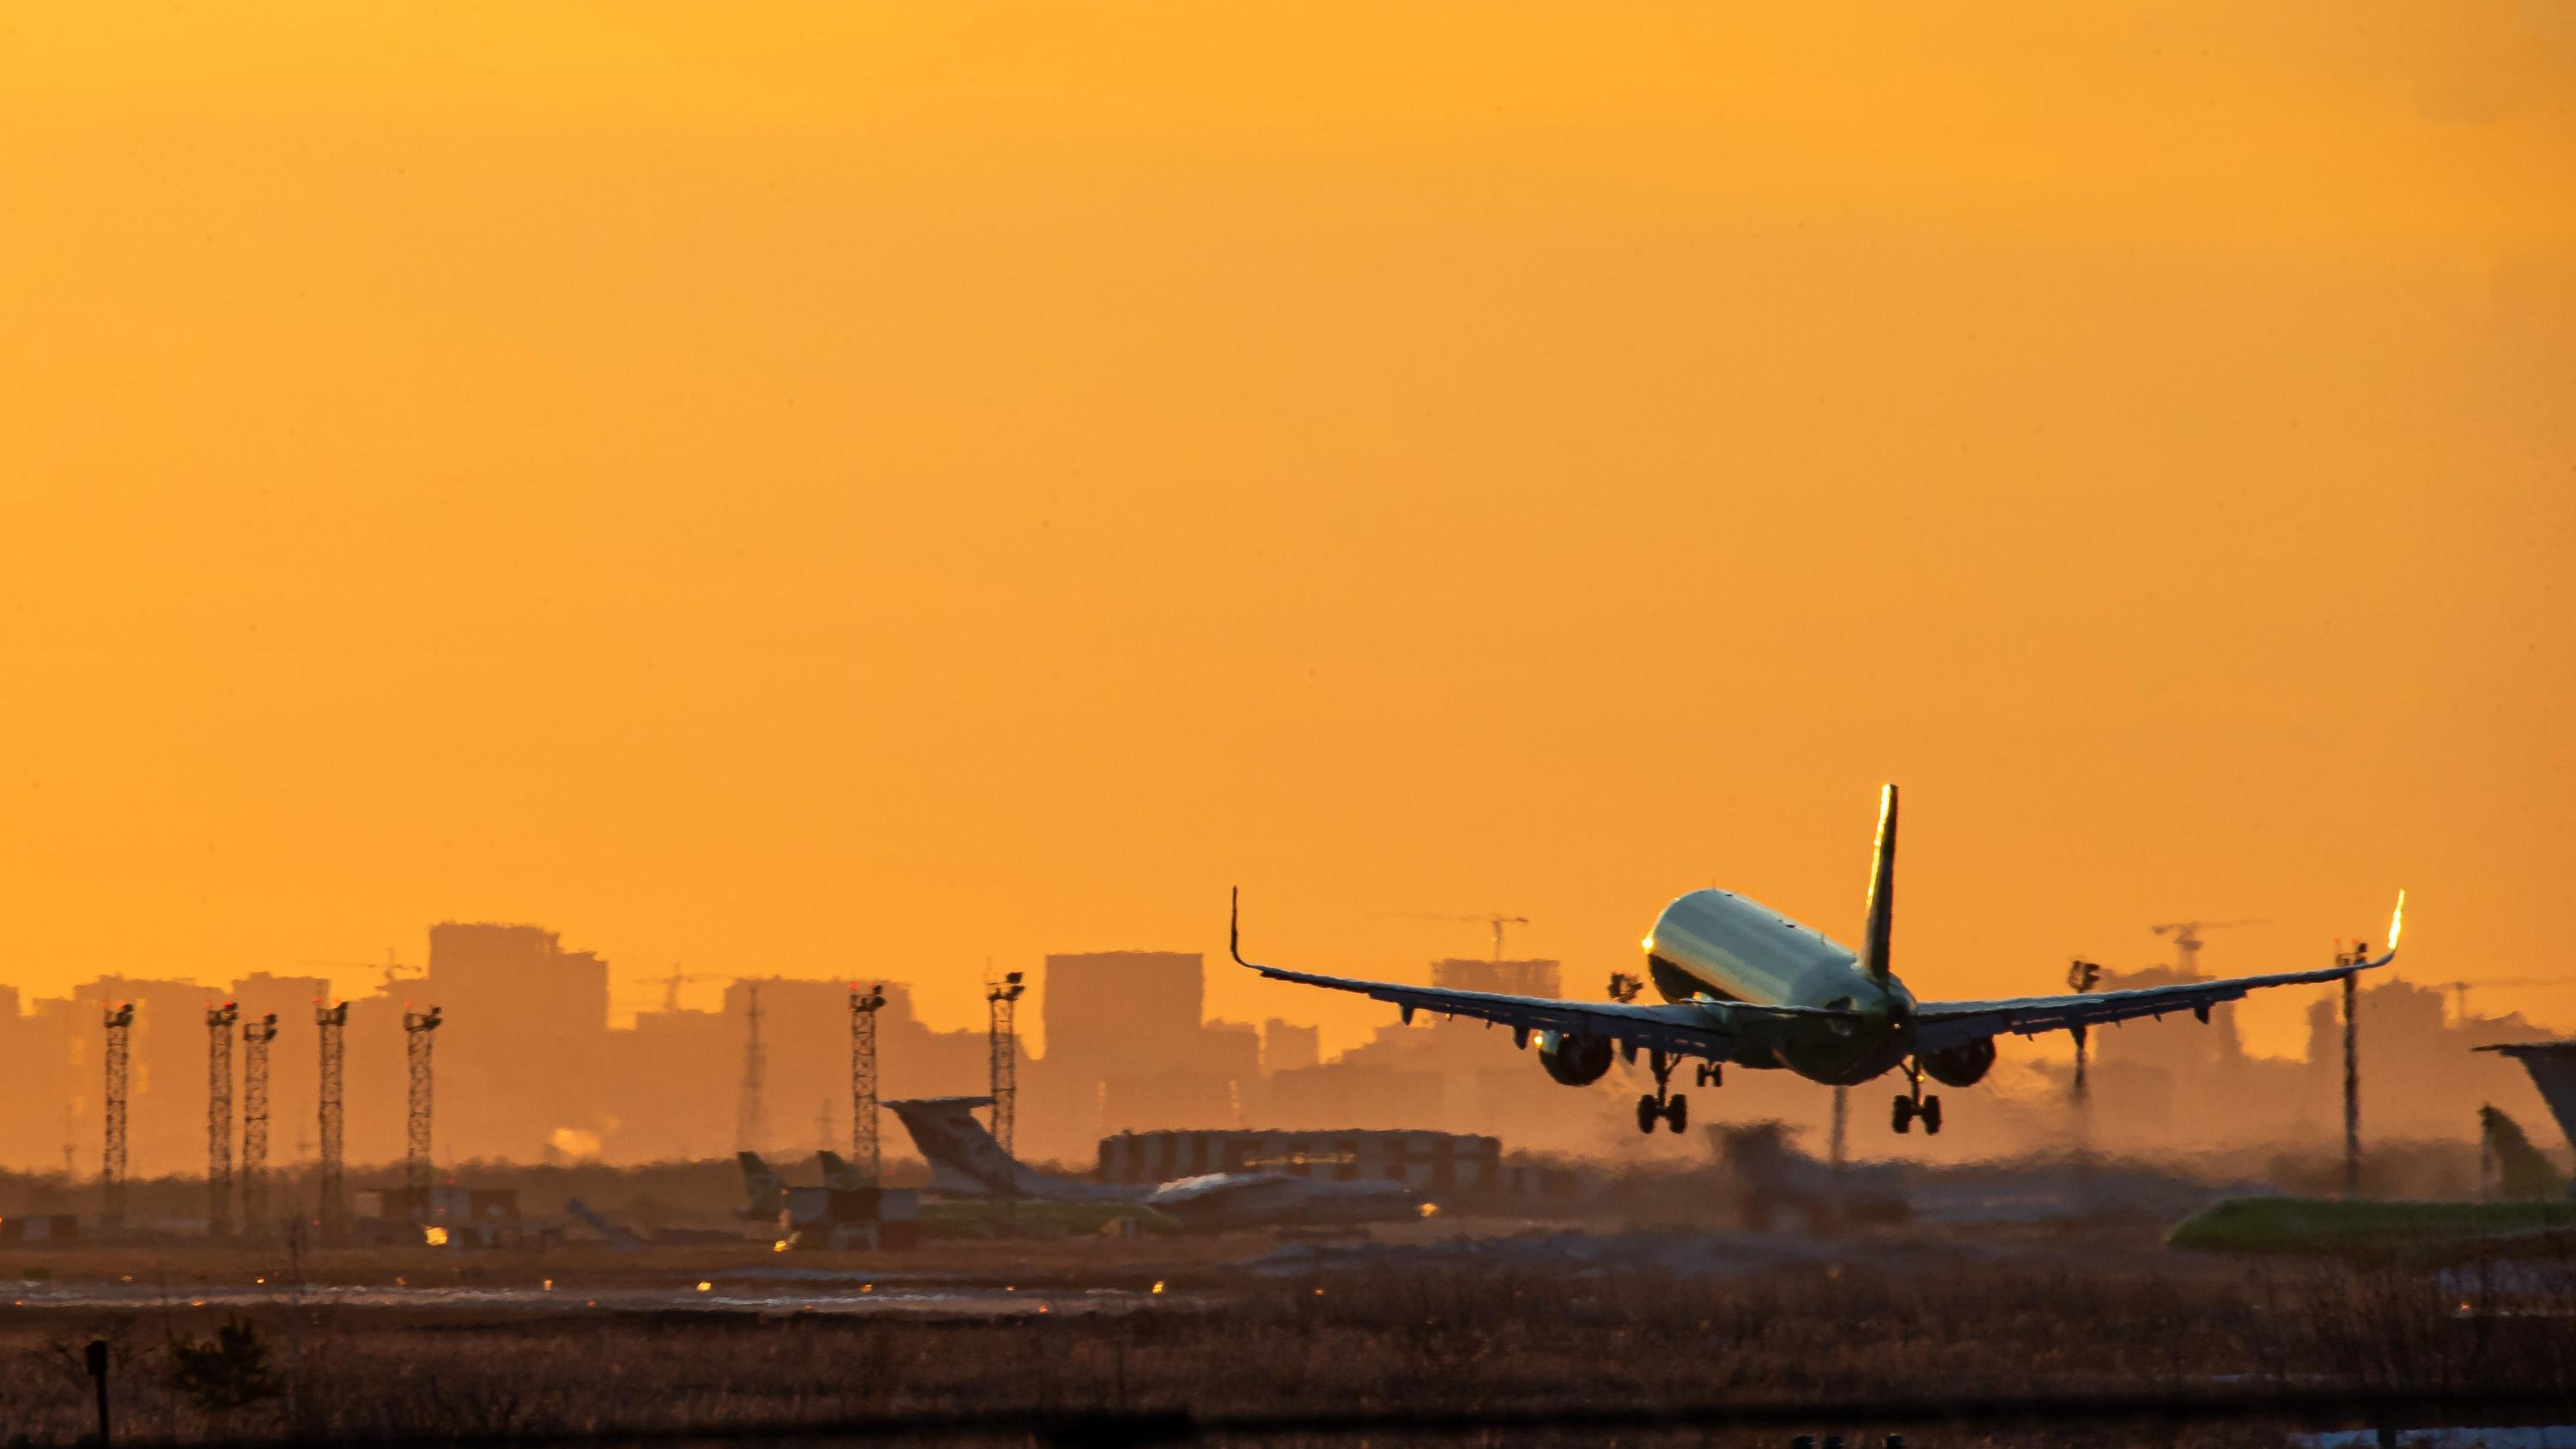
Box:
985, 971, 1026, 1168
404, 1005, 442, 1194
849, 984, 886, 1185
205, 1002, 239, 1235
2338, 942, 2368, 1197
737, 985, 767, 1153
240, 1013, 278, 1235
316, 1000, 348, 1240
100, 1003, 134, 1228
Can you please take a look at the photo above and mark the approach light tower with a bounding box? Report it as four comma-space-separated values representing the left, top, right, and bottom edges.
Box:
240, 1013, 278, 1235
316, 1001, 349, 1240
986, 971, 1026, 1169
2337, 940, 2370, 1197
404, 1005, 442, 1195
850, 984, 887, 1185
100, 1003, 134, 1228
205, 1002, 240, 1235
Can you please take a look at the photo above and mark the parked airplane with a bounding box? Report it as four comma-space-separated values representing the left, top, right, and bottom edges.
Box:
884, 1096, 1423, 1230
1235, 784, 2403, 1136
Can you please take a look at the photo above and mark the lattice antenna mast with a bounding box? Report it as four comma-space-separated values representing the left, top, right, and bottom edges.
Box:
737, 985, 767, 1153
985, 971, 1026, 1172
101, 1003, 134, 1228
205, 1002, 239, 1236
849, 984, 887, 1185
240, 1013, 278, 1236
316, 1000, 348, 1240
404, 1005, 442, 1194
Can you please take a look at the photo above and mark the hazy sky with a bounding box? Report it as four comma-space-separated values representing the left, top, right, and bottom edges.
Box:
3, 2, 2569, 1060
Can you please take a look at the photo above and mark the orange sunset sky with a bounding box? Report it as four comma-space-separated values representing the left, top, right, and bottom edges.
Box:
3, 2, 2569, 1062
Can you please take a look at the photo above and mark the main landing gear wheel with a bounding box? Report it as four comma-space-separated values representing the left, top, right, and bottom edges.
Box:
1635, 1051, 1692, 1134
1891, 1058, 1945, 1136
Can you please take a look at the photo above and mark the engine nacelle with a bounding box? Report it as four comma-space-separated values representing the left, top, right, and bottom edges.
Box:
1540, 1033, 1614, 1087
1921, 1038, 1996, 1088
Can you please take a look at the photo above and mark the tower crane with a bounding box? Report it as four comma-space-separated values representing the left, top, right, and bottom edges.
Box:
2428, 978, 2566, 1028
2147, 919, 2269, 977
299, 948, 421, 995
650, 966, 718, 1014
1385, 912, 1531, 960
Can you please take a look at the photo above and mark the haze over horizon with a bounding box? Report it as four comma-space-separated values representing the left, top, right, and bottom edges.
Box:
4, 1, 2570, 1062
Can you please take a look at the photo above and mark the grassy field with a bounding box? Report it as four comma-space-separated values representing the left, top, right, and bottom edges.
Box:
1, 1249, 2570, 1445
2169, 1196, 2576, 1256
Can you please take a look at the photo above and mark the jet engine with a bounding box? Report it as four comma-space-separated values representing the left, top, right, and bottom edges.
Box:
1540, 1033, 1614, 1087
1921, 1038, 1996, 1088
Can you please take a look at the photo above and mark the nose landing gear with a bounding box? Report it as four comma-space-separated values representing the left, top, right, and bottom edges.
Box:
1891, 1057, 1942, 1135
1634, 1050, 1695, 1135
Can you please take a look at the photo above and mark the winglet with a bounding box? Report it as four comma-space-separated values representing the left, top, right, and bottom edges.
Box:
2368, 888, 2407, 968
1230, 887, 1253, 969
1859, 784, 1898, 981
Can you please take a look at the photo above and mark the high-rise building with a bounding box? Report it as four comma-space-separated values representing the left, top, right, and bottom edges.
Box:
423, 923, 613, 1161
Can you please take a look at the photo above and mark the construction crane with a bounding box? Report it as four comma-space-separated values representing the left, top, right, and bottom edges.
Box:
1386, 912, 1532, 961
2147, 919, 2269, 976
2427, 978, 2567, 1028
650, 966, 718, 1014
301, 948, 422, 996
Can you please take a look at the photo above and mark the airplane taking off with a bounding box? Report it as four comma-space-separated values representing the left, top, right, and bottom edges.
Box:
1235, 785, 2404, 1136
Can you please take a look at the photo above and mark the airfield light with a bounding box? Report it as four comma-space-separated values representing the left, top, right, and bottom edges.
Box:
696, 1281, 712, 1293
773, 1240, 789, 1253
542, 1279, 553, 1291
1418, 1202, 1440, 1219
1151, 1281, 1165, 1294
422, 1227, 448, 1247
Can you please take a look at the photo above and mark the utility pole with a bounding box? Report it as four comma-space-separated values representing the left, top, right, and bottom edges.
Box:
1828, 1084, 1848, 1202
316, 1001, 347, 1241
205, 1002, 239, 1236
986, 971, 1026, 1175
850, 984, 887, 1185
737, 985, 767, 1154
2339, 944, 2366, 1198
240, 1013, 277, 1236
404, 1006, 441, 1198
100, 1004, 133, 1229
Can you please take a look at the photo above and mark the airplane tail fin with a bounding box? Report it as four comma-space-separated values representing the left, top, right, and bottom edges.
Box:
1859, 783, 1898, 981
2482, 1105, 2570, 1200
817, 1150, 864, 1191
738, 1151, 785, 1210
884, 1096, 1133, 1203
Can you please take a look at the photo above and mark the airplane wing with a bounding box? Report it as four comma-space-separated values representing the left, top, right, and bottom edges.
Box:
1231, 890, 1857, 1061
1913, 891, 2405, 1056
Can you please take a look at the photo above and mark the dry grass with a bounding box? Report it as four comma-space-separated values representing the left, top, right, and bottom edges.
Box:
0, 1254, 2569, 1445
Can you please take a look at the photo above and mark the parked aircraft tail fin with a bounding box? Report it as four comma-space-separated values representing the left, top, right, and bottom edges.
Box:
737, 1151, 786, 1216
883, 1096, 1136, 1203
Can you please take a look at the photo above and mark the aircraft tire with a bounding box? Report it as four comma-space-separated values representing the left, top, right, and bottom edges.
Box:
1891, 1094, 1914, 1133
1666, 1094, 1689, 1133
1637, 1095, 1660, 1135
1922, 1095, 1942, 1135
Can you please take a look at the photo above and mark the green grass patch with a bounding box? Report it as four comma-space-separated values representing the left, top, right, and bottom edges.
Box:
2170, 1196, 2576, 1255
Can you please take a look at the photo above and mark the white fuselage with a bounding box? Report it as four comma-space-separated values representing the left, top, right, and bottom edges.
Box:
1643, 889, 1918, 1082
